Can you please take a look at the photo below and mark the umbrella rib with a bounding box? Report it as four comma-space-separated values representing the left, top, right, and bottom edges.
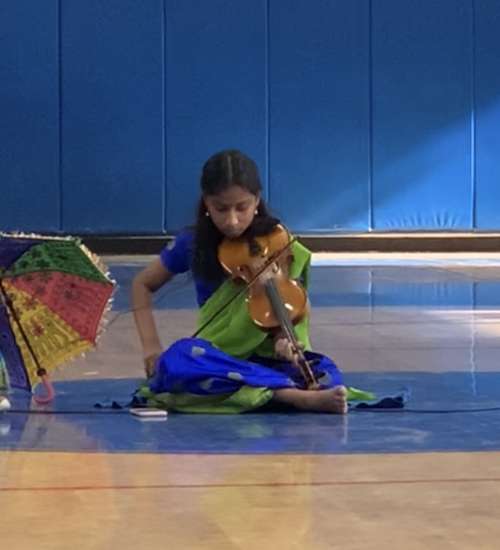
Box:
0, 276, 46, 377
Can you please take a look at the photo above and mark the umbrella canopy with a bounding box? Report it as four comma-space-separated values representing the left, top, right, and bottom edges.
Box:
0, 233, 115, 403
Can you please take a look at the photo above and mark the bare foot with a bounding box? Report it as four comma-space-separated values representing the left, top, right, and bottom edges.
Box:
273, 385, 348, 414
304, 386, 348, 414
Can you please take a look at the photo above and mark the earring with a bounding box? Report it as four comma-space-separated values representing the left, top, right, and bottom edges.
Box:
254, 209, 258, 215
205, 211, 210, 218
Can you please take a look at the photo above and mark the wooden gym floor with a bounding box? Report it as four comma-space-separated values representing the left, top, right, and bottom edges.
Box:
1, 253, 500, 549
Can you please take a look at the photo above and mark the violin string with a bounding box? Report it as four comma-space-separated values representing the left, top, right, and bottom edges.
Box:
192, 235, 298, 338
264, 278, 316, 386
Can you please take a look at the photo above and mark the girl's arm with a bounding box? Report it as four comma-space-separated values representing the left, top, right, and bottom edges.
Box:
131, 258, 174, 376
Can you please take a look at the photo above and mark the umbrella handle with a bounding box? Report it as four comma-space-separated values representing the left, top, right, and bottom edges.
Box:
33, 372, 56, 405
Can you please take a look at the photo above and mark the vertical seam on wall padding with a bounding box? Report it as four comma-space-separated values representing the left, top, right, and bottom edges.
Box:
57, 0, 63, 232
368, 0, 374, 232
265, 0, 271, 204
471, 0, 476, 230
162, 0, 167, 233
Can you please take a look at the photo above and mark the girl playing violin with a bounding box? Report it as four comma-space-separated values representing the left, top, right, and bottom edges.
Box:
131, 149, 348, 414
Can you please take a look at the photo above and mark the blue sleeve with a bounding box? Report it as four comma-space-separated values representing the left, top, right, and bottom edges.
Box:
159, 230, 194, 274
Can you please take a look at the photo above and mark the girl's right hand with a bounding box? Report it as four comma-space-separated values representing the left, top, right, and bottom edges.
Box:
143, 350, 162, 378
275, 338, 304, 368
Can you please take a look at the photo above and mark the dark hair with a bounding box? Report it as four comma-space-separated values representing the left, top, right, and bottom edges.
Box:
191, 150, 279, 284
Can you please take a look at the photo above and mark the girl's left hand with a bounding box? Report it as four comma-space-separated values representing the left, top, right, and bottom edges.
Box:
275, 337, 304, 368
144, 351, 161, 378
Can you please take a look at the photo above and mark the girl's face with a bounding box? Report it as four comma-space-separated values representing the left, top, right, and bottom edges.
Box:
204, 185, 260, 239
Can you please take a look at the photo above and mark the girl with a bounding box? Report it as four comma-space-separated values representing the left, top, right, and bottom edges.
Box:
131, 149, 348, 414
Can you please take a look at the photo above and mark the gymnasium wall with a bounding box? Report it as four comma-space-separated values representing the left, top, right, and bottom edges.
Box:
1, 0, 500, 235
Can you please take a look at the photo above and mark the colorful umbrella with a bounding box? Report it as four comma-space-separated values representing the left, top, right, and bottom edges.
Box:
0, 233, 115, 404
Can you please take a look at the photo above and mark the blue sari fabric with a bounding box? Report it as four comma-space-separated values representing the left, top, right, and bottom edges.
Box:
149, 338, 344, 396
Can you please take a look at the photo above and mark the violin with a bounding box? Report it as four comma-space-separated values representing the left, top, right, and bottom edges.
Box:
217, 224, 319, 390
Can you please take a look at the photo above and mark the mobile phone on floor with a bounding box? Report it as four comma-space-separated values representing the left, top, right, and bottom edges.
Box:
130, 407, 168, 418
